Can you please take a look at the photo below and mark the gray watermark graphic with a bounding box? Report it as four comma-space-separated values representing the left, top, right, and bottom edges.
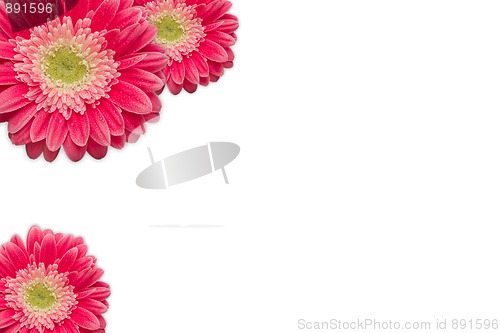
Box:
136, 142, 240, 189
297, 318, 499, 331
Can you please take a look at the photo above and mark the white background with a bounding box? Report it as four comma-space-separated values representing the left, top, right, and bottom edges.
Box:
1, 0, 500, 332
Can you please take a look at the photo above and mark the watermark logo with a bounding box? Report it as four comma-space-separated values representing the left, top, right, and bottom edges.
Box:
136, 142, 240, 189
4, 0, 80, 33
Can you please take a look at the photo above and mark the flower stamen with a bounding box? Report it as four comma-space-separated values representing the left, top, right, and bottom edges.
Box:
25, 282, 58, 311
4, 263, 77, 331
146, 0, 205, 63
155, 15, 185, 42
13, 17, 120, 119
44, 46, 90, 86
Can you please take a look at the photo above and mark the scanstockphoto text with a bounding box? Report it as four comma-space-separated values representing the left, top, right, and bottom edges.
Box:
297, 318, 499, 331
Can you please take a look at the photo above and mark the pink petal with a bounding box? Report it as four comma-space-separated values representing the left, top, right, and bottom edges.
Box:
219, 19, 239, 33
183, 57, 200, 84
170, 61, 185, 85
208, 60, 224, 77
203, 21, 224, 32
72, 258, 92, 273
65, 0, 89, 22
67, 112, 90, 147
90, 287, 111, 301
63, 136, 87, 162
19, 327, 29, 333
62, 319, 79, 333
122, 112, 145, 132
166, 76, 182, 95
198, 39, 228, 63
90, 0, 120, 31
4, 242, 29, 271
183, 80, 198, 93
27, 226, 43, 254
108, 81, 152, 114
46, 112, 68, 152
110, 134, 126, 149
0, 41, 15, 60
7, 103, 37, 134
77, 299, 108, 314
126, 24, 158, 55
0, 10, 15, 39
210, 73, 220, 82
113, 23, 145, 57
146, 92, 161, 112
117, 54, 147, 70
73, 267, 104, 290
97, 98, 124, 136
0, 254, 16, 278
30, 111, 51, 142
120, 68, 164, 92
206, 30, 235, 47
33, 242, 41, 263
155, 69, 166, 82
57, 247, 78, 273
3, 321, 21, 333
87, 108, 111, 146
139, 43, 165, 53
0, 309, 16, 328
76, 288, 96, 300
125, 129, 141, 143
43, 145, 59, 162
143, 111, 160, 123
225, 47, 234, 61
9, 118, 33, 145
117, 0, 133, 11
198, 0, 231, 24
103, 29, 120, 49
40, 234, 57, 265
52, 323, 67, 333
0, 64, 19, 85
135, 52, 169, 72
200, 76, 210, 86
80, 329, 105, 333
87, 138, 108, 160
109, 7, 143, 30
190, 51, 209, 77
97, 314, 106, 328
0, 84, 30, 114
26, 141, 44, 159
10, 235, 25, 251
56, 234, 75, 255
0, 113, 10, 123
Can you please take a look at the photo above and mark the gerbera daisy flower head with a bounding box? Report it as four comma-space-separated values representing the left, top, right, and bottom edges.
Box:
136, 0, 239, 95
0, 226, 110, 333
0, 0, 168, 162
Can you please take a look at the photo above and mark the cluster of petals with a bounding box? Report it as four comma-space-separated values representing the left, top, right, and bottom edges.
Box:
0, 0, 238, 161
0, 0, 168, 161
0, 226, 110, 333
137, 0, 239, 94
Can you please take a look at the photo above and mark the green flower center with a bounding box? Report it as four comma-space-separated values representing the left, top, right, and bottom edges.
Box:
25, 283, 57, 311
155, 16, 184, 42
45, 47, 88, 85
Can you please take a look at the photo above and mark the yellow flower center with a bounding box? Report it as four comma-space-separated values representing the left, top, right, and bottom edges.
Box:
155, 16, 184, 42
25, 283, 57, 311
45, 46, 89, 85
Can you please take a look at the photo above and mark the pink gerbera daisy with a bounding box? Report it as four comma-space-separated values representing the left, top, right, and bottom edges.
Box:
0, 226, 110, 333
0, 0, 168, 161
135, 0, 239, 94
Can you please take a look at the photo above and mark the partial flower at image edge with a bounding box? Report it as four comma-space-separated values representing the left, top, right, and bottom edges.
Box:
0, 0, 239, 162
0, 226, 110, 333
